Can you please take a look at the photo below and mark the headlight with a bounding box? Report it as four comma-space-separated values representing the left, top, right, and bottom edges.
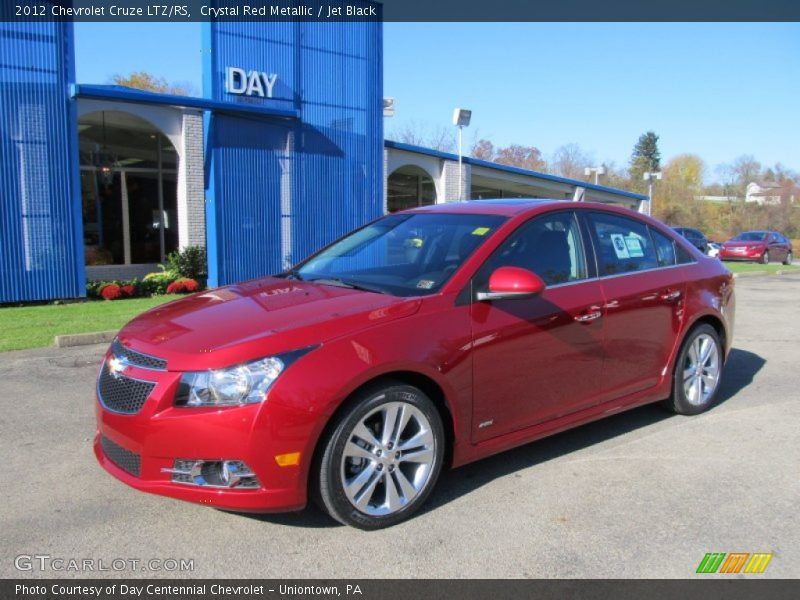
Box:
173, 346, 321, 408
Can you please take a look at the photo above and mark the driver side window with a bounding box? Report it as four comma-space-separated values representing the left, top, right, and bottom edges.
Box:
475, 211, 588, 288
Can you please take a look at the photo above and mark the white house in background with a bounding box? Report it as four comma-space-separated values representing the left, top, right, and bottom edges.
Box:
746, 181, 783, 205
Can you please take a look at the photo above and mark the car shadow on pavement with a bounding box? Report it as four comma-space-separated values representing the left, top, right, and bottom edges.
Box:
237, 347, 765, 528
423, 347, 765, 516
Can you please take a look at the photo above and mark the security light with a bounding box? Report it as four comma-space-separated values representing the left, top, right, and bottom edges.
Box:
452, 108, 472, 127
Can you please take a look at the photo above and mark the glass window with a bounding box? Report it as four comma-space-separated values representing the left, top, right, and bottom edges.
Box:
676, 243, 695, 264
474, 211, 587, 287
588, 212, 659, 275
650, 227, 677, 267
296, 213, 507, 297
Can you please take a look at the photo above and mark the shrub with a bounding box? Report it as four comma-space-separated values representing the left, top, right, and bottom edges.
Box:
120, 284, 136, 298
166, 278, 200, 294
100, 284, 122, 301
142, 270, 179, 295
165, 246, 207, 283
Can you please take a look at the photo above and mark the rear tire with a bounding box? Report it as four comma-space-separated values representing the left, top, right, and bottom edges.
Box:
783, 252, 793, 266
314, 382, 444, 529
663, 324, 723, 416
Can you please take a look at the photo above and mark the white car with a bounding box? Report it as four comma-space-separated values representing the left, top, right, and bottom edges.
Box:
707, 242, 721, 258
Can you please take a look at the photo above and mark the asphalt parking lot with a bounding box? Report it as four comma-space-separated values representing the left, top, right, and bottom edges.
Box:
1, 273, 798, 579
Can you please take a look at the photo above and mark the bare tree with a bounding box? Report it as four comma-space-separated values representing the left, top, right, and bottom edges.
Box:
550, 143, 594, 180
388, 121, 456, 152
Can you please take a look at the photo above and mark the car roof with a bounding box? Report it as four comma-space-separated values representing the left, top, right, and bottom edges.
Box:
402, 198, 637, 217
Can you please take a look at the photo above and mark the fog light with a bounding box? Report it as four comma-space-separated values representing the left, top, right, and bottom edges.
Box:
161, 459, 260, 489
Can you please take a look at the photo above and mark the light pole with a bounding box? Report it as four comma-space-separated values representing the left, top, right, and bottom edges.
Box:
584, 166, 606, 185
453, 108, 472, 200
643, 171, 662, 216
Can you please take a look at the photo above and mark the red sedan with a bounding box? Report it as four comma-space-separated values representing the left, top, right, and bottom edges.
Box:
95, 200, 735, 529
719, 230, 793, 264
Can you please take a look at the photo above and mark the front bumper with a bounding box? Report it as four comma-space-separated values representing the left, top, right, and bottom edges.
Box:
719, 247, 763, 261
94, 358, 320, 513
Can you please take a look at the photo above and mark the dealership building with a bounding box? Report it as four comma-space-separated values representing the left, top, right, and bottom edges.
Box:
0, 11, 645, 303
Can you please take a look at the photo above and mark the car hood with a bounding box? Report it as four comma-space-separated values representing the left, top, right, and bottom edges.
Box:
117, 277, 422, 371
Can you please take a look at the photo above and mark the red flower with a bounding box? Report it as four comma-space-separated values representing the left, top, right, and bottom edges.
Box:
120, 284, 136, 297
167, 278, 200, 294
100, 284, 122, 300
166, 281, 186, 294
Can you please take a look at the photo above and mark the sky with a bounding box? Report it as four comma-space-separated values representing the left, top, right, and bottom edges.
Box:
74, 22, 800, 180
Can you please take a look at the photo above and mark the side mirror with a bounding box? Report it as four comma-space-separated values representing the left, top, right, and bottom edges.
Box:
476, 266, 545, 302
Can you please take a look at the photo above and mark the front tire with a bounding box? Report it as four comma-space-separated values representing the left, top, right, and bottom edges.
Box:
663, 324, 723, 415
314, 382, 445, 529
761, 251, 770, 264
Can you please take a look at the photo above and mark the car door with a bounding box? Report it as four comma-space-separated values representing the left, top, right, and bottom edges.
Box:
768, 233, 787, 261
469, 210, 606, 443
586, 212, 687, 399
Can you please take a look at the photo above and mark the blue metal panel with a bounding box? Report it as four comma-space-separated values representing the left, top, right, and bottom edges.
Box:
204, 2, 383, 286
293, 13, 384, 264
209, 116, 290, 282
0, 22, 83, 302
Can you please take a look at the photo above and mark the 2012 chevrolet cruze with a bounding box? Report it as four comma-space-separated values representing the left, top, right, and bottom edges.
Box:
95, 200, 735, 529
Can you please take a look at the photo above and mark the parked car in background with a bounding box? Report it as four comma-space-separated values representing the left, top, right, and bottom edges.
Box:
707, 242, 721, 259
94, 200, 735, 529
672, 227, 709, 254
719, 231, 793, 265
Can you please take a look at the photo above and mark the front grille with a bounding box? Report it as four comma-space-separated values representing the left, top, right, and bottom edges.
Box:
98, 362, 156, 414
100, 435, 141, 477
111, 339, 167, 370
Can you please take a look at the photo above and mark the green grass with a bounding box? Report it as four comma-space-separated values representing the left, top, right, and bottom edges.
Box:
723, 261, 800, 275
0, 296, 175, 353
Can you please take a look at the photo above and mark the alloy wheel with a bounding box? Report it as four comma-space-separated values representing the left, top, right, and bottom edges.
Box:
682, 333, 721, 406
339, 401, 436, 516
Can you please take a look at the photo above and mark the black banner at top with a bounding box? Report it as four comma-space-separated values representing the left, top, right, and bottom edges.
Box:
2, 0, 800, 22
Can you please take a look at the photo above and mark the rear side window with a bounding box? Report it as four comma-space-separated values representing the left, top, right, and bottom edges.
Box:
588, 212, 659, 275
650, 227, 677, 267
676, 243, 695, 264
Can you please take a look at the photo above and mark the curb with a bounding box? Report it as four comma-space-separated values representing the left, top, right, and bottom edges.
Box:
54, 330, 116, 348
732, 268, 800, 278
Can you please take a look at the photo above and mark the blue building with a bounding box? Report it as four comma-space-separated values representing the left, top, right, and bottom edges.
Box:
0, 11, 644, 303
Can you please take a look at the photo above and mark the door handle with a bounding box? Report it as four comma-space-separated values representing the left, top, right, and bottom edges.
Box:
574, 307, 602, 323
660, 289, 682, 302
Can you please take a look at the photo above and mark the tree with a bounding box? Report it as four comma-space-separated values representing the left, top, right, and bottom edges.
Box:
653, 154, 706, 226
389, 121, 456, 152
550, 143, 593, 180
494, 144, 547, 172
111, 71, 193, 96
629, 131, 662, 190
471, 139, 496, 161
730, 155, 762, 189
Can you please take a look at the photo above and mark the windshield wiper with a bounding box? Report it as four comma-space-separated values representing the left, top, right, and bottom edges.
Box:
308, 277, 387, 295
282, 268, 304, 281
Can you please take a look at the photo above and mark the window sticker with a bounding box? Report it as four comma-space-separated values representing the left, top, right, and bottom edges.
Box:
472, 227, 491, 236
416, 279, 435, 289
624, 235, 644, 258
610, 233, 630, 259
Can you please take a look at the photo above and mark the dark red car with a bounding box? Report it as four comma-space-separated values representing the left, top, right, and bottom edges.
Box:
95, 200, 735, 529
719, 230, 793, 264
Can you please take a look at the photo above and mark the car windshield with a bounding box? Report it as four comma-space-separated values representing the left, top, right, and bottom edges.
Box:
293, 213, 507, 297
732, 231, 767, 242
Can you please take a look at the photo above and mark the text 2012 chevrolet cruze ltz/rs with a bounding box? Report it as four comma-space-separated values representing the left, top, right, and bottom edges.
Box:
95, 200, 735, 529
